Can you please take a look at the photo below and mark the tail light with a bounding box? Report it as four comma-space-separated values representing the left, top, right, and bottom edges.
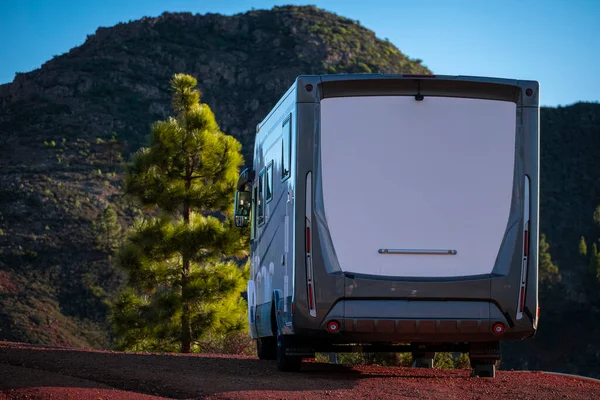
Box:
305, 172, 316, 317
516, 176, 531, 320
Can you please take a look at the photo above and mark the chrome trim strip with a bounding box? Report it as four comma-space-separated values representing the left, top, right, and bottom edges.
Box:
378, 249, 458, 255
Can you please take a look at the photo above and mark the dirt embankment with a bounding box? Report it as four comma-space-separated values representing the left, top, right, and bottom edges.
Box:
1, 341, 599, 399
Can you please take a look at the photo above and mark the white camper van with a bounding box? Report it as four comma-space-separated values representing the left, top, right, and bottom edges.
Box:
234, 74, 540, 377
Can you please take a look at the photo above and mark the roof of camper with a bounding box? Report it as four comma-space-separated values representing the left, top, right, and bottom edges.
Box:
315, 73, 522, 86
256, 73, 538, 131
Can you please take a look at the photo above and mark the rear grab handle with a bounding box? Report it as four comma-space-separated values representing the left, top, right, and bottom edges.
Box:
378, 248, 458, 255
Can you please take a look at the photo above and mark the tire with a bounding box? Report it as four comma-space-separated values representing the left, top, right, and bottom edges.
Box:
256, 336, 276, 360
276, 334, 302, 372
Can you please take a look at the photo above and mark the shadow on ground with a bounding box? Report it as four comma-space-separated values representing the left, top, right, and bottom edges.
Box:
0, 343, 409, 398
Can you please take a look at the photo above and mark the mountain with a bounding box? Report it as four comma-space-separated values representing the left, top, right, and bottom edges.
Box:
0, 6, 429, 348
0, 5, 599, 377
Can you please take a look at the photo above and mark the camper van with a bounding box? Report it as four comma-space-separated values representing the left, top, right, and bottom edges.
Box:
234, 74, 540, 377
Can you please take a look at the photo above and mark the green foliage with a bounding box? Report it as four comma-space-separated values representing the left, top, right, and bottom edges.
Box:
124, 74, 244, 215
95, 205, 122, 251
590, 243, 600, 281
579, 236, 588, 256
434, 352, 456, 369
539, 234, 560, 284
110, 73, 249, 353
454, 353, 471, 369
594, 205, 600, 226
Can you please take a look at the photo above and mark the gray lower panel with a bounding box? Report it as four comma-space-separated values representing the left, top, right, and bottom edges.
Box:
324, 300, 507, 336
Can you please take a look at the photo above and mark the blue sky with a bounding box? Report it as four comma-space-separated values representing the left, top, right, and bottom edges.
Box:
1, 0, 598, 107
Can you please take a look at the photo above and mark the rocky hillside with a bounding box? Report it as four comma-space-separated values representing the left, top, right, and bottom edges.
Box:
0, 6, 429, 348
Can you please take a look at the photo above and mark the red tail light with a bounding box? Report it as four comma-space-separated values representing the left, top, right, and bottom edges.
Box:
517, 176, 531, 320
305, 172, 316, 317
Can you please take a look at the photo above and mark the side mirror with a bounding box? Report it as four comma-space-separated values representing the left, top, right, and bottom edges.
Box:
234, 168, 254, 228
237, 168, 254, 191
234, 190, 251, 227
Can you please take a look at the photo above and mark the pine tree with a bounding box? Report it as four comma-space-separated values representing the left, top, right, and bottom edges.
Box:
593, 205, 600, 227
539, 234, 560, 284
590, 243, 600, 281
95, 205, 122, 251
579, 236, 588, 256
110, 73, 249, 353
592, 205, 600, 281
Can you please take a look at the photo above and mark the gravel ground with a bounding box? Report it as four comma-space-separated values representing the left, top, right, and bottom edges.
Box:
1, 341, 599, 399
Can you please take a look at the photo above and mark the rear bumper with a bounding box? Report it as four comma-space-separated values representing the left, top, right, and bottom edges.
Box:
306, 299, 535, 343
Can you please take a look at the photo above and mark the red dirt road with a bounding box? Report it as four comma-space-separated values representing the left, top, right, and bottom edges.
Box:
1, 341, 599, 400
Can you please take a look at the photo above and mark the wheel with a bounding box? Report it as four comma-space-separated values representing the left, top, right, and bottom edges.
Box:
256, 336, 276, 360
276, 334, 302, 372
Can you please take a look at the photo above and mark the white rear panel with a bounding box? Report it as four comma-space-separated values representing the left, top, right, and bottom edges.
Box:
320, 96, 516, 277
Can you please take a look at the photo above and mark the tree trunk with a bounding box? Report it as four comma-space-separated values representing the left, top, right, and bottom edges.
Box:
181, 197, 192, 353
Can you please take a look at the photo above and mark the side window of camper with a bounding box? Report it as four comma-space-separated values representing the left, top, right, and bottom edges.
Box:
258, 169, 265, 226
265, 161, 273, 203
281, 115, 292, 181
251, 184, 258, 238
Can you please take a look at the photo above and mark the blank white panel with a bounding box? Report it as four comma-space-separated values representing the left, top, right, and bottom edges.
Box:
320, 96, 516, 277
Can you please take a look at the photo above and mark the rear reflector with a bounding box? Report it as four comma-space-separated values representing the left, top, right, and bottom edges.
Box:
492, 323, 505, 335
327, 320, 340, 333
